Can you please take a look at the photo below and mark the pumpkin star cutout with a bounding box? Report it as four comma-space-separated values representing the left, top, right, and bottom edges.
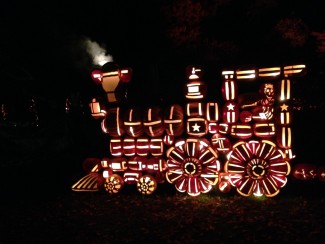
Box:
280, 104, 289, 111
192, 123, 201, 132
227, 103, 235, 110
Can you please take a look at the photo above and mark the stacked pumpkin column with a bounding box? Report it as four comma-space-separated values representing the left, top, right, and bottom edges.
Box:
164, 65, 221, 196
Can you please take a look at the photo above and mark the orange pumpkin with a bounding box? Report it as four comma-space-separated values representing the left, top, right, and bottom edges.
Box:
230, 124, 252, 139
206, 102, 220, 122
136, 137, 150, 156
276, 126, 292, 149
275, 103, 293, 125
164, 104, 184, 136
221, 79, 238, 101
253, 122, 276, 138
222, 101, 239, 124
211, 133, 232, 153
143, 106, 165, 137
105, 107, 125, 137
122, 137, 136, 157
292, 163, 318, 180
123, 107, 144, 137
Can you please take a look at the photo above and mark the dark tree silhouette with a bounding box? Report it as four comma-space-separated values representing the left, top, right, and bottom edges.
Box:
161, 0, 321, 65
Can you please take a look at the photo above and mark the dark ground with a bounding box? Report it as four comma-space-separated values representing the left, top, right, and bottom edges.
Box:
0, 104, 324, 243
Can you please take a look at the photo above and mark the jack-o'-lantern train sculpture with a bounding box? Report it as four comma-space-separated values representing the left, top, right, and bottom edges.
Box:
72, 61, 319, 198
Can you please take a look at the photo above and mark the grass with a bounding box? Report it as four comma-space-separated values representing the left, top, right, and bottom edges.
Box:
1, 151, 324, 243
1, 109, 324, 243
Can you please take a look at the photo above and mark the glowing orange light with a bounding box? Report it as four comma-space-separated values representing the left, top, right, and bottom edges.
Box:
236, 69, 256, 79
119, 68, 133, 82
258, 67, 281, 77
91, 69, 103, 84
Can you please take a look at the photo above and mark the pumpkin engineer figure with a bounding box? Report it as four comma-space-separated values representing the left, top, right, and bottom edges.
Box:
72, 62, 309, 198
240, 83, 275, 121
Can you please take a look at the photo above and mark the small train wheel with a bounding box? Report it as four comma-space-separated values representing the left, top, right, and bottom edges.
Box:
137, 175, 157, 195
104, 174, 124, 194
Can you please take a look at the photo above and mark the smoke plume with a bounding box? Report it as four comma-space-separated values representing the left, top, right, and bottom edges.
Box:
83, 37, 113, 66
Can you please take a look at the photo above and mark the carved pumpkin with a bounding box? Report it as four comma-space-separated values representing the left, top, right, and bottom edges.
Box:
253, 122, 276, 138
221, 79, 238, 101
218, 123, 229, 134
150, 138, 164, 156
211, 133, 232, 153
292, 163, 318, 180
164, 104, 184, 136
122, 137, 136, 157
277, 79, 291, 101
230, 124, 252, 139
184, 81, 207, 100
123, 171, 141, 184
137, 175, 157, 195
276, 126, 292, 149
143, 106, 165, 138
206, 102, 220, 122
123, 107, 144, 137
186, 102, 204, 117
110, 138, 123, 157
186, 117, 208, 137
103, 174, 124, 194
222, 101, 239, 124
275, 103, 293, 125
127, 156, 147, 171
136, 137, 150, 156
105, 107, 125, 137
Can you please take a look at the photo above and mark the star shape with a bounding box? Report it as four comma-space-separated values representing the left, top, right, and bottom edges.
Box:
227, 103, 235, 110
280, 104, 289, 111
192, 123, 201, 132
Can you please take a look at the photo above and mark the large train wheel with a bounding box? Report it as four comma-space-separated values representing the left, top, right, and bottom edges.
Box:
137, 175, 157, 195
104, 174, 124, 194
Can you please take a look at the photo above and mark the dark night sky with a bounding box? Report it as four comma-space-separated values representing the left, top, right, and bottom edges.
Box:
0, 0, 324, 106
0, 1, 168, 98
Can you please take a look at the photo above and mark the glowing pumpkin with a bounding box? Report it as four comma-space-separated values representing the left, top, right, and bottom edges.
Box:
186, 117, 208, 137
110, 138, 123, 157
137, 175, 157, 195
123, 107, 144, 137
292, 164, 318, 180
164, 104, 184, 136
221, 79, 238, 101
276, 126, 292, 149
150, 138, 164, 156
105, 107, 125, 137
206, 102, 220, 122
104, 174, 124, 194
136, 137, 150, 156
91, 69, 103, 84
230, 124, 252, 139
186, 102, 204, 117
210, 133, 232, 153
185, 81, 207, 100
122, 137, 136, 157
119, 68, 133, 83
222, 101, 239, 124
143, 106, 165, 137
127, 156, 147, 171
275, 103, 293, 125
253, 122, 276, 138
